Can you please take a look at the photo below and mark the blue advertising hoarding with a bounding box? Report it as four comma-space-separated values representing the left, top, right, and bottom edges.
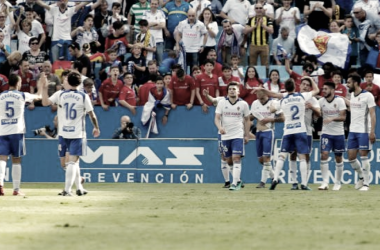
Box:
3, 139, 380, 185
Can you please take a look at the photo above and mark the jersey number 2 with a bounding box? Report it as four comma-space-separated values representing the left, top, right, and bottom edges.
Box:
5, 101, 14, 118
64, 103, 77, 120
291, 105, 300, 120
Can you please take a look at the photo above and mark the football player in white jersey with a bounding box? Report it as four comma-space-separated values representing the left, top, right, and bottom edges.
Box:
345, 73, 376, 191
255, 76, 319, 190
41, 71, 100, 196
250, 90, 284, 188
288, 77, 321, 190
215, 82, 250, 191
0, 74, 42, 196
318, 82, 347, 191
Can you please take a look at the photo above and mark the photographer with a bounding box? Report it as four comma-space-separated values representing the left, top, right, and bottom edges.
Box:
34, 116, 58, 139
112, 115, 141, 139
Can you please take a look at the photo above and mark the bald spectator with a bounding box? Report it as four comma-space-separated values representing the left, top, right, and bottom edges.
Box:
220, 0, 250, 25
163, 0, 190, 50
352, 6, 380, 67
112, 115, 142, 139
175, 8, 208, 71
353, 0, 379, 17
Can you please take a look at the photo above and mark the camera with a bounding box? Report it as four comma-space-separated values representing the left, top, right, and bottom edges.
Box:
33, 125, 52, 136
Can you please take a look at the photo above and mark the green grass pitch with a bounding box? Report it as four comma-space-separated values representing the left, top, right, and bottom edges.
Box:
1, 183, 380, 250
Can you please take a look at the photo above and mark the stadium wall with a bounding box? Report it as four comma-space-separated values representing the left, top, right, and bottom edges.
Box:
24, 106, 380, 139
3, 139, 380, 184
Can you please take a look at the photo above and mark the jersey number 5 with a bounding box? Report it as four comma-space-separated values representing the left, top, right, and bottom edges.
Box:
64, 103, 77, 120
5, 101, 14, 118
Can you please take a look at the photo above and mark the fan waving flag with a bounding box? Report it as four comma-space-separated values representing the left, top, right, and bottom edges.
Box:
297, 24, 351, 69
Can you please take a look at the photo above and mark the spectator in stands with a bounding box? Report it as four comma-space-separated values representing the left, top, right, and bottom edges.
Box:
163, 0, 190, 50
142, 0, 166, 65
103, 2, 128, 38
0, 73, 8, 93
361, 69, 380, 106
210, 0, 223, 25
304, 0, 332, 32
285, 57, 314, 91
195, 59, 219, 113
163, 72, 171, 88
168, 68, 196, 109
142, 76, 171, 127
191, 65, 202, 80
305, 54, 324, 84
190, 0, 211, 18
135, 19, 156, 62
128, 0, 151, 43
341, 16, 359, 68
99, 49, 122, 82
329, 20, 340, 33
331, 0, 346, 25
14, 13, 33, 55
272, 26, 295, 65
82, 78, 98, 106
264, 69, 285, 94
241, 66, 264, 104
0, 30, 9, 63
39, 61, 61, 97
0, 51, 21, 76
218, 64, 241, 97
98, 66, 124, 110
22, 37, 49, 79
139, 73, 157, 106
112, 115, 142, 139
275, 0, 300, 39
158, 50, 177, 75
0, 11, 11, 54
331, 70, 347, 97
352, 6, 380, 67
19, 0, 45, 23
201, 49, 222, 77
199, 8, 218, 65
36, 0, 88, 62
124, 44, 147, 86
71, 14, 101, 51
14, 59, 36, 96
220, 0, 250, 25
217, 19, 245, 64
249, 0, 275, 20
68, 42, 92, 78
70, 0, 102, 31
317, 62, 334, 95
105, 20, 130, 60
176, 8, 208, 72
230, 55, 244, 80
364, 30, 380, 71
141, 60, 159, 84
25, 7, 45, 49
353, 0, 379, 17
245, 3, 273, 69
94, 0, 112, 52
119, 72, 138, 115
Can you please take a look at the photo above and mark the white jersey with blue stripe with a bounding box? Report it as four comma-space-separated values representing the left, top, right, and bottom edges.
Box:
276, 92, 313, 135
349, 90, 376, 133
49, 89, 93, 139
0, 90, 38, 136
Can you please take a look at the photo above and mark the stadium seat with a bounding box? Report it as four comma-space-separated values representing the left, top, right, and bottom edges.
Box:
292, 65, 303, 75
269, 65, 289, 82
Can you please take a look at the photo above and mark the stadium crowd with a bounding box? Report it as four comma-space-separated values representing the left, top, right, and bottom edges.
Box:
0, 0, 378, 134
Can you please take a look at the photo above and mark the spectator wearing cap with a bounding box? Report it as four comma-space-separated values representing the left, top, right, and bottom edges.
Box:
22, 37, 49, 79
68, 42, 92, 78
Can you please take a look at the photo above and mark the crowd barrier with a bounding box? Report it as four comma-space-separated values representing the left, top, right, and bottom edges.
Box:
3, 139, 380, 184
25, 106, 380, 139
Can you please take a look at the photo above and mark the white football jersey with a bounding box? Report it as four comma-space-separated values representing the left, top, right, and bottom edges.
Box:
0, 90, 38, 136
319, 96, 346, 136
215, 98, 250, 140
305, 96, 319, 136
275, 92, 313, 135
349, 90, 376, 133
251, 99, 282, 130
49, 90, 93, 139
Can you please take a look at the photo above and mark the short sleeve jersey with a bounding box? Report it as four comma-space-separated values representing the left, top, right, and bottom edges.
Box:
349, 90, 376, 133
319, 96, 346, 135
